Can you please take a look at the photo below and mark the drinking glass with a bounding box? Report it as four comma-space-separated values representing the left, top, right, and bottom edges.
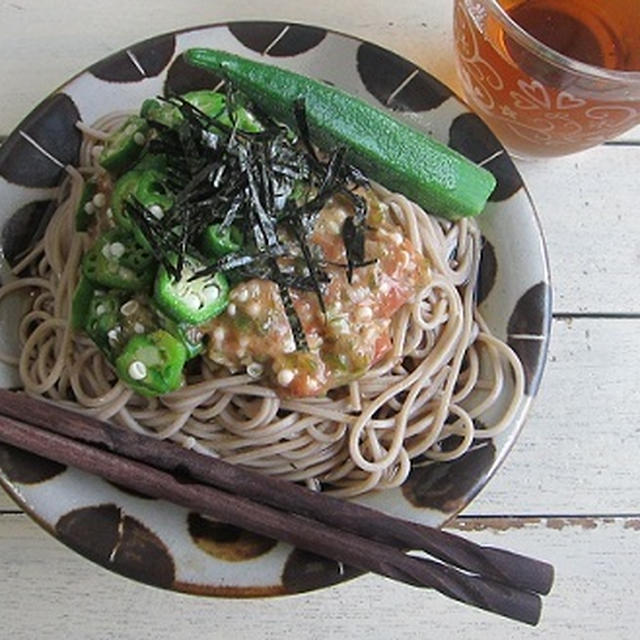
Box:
453, 0, 640, 157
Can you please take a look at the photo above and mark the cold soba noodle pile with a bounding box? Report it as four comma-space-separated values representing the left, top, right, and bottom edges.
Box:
0, 84, 524, 498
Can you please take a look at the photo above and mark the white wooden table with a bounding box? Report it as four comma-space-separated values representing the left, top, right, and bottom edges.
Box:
1, 1, 639, 638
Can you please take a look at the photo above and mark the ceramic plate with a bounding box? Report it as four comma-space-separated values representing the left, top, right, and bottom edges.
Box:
0, 22, 551, 596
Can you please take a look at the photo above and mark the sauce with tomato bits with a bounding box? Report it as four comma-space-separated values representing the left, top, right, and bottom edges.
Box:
205, 189, 429, 397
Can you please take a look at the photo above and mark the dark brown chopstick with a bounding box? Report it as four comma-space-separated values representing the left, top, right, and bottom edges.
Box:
0, 390, 553, 624
0, 412, 541, 625
0, 389, 554, 596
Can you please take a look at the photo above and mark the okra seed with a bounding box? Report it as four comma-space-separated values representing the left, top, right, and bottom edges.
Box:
239, 336, 249, 348
133, 132, 146, 145
149, 205, 164, 220
83, 202, 95, 215
202, 285, 220, 303
227, 303, 237, 317
91, 145, 103, 158
277, 369, 295, 387
213, 327, 225, 343
184, 293, 202, 310
128, 361, 147, 381
134, 323, 145, 334
106, 207, 114, 219
246, 362, 264, 378
120, 300, 138, 316
95, 304, 106, 316
92, 193, 106, 208
109, 242, 125, 258
107, 328, 119, 343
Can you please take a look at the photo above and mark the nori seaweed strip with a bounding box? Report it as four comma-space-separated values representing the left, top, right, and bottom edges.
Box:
343, 189, 368, 225
223, 82, 242, 131
271, 163, 307, 180
164, 94, 227, 131
342, 215, 365, 284
165, 167, 190, 194
290, 222, 327, 314
293, 98, 320, 166
278, 146, 349, 240
342, 163, 370, 188
255, 143, 274, 216
220, 188, 248, 231
176, 204, 193, 276
177, 119, 206, 176
269, 135, 311, 182
336, 187, 370, 283
319, 146, 347, 195
245, 154, 279, 250
212, 164, 226, 188
125, 197, 180, 279
267, 133, 306, 202
218, 253, 258, 271
245, 100, 295, 141
136, 83, 382, 349
279, 284, 308, 352
269, 257, 308, 352
167, 93, 270, 146
191, 245, 284, 281
173, 161, 220, 207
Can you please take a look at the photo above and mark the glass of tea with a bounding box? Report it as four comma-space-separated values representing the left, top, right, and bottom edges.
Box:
453, 0, 640, 157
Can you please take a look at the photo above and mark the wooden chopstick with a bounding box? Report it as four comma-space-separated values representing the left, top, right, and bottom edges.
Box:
0, 390, 553, 624
0, 389, 554, 596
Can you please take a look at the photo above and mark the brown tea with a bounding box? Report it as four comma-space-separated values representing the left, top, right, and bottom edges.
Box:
454, 0, 640, 156
503, 0, 640, 71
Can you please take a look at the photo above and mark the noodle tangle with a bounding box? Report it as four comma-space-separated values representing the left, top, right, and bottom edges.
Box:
0, 115, 525, 498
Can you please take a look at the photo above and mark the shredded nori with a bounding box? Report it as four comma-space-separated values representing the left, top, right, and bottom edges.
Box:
127, 87, 375, 350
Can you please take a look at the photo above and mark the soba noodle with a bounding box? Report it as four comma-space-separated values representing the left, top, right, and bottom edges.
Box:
0, 113, 525, 497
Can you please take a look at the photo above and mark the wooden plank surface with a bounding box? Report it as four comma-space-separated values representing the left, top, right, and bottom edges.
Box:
468, 316, 640, 515
0, 0, 451, 135
518, 146, 640, 314
1, 512, 637, 639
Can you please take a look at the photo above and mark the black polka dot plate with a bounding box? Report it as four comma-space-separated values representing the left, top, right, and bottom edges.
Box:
0, 22, 551, 596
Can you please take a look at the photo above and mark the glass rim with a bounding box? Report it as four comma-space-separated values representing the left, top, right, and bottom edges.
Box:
483, 0, 640, 83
